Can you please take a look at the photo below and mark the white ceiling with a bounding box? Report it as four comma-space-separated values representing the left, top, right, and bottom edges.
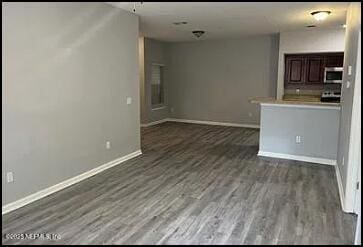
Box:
107, 2, 349, 42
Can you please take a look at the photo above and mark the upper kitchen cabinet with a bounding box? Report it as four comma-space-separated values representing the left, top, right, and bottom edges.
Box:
284, 52, 344, 87
305, 56, 324, 84
285, 56, 305, 84
325, 53, 344, 67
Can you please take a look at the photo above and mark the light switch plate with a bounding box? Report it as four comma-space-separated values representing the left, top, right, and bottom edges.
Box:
126, 97, 132, 105
106, 141, 111, 149
295, 135, 301, 144
6, 172, 14, 183
348, 66, 352, 75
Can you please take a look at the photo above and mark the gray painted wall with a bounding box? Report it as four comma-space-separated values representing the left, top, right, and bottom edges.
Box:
259, 105, 340, 160
2, 2, 140, 205
141, 38, 170, 124
337, 3, 361, 206
167, 35, 279, 125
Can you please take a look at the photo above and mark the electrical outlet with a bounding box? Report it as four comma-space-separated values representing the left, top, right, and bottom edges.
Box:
346, 81, 351, 88
348, 66, 352, 75
6, 172, 14, 183
126, 97, 132, 105
295, 135, 301, 144
248, 112, 253, 117
170, 107, 174, 113
106, 141, 111, 149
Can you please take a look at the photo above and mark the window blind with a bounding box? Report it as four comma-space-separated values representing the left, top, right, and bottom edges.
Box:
151, 65, 161, 85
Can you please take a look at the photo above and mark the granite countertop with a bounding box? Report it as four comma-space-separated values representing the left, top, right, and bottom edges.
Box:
249, 95, 341, 107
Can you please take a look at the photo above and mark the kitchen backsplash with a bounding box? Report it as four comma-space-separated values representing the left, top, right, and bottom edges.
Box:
285, 84, 341, 96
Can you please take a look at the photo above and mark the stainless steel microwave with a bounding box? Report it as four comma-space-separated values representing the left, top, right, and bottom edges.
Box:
324, 67, 343, 83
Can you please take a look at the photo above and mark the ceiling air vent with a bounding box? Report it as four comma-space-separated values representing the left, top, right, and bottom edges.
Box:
173, 21, 188, 25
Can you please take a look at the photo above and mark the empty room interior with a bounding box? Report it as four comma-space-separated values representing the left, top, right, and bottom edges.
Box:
2, 2, 362, 245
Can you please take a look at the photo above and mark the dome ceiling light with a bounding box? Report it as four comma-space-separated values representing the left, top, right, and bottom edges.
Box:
311, 11, 331, 21
192, 30, 205, 38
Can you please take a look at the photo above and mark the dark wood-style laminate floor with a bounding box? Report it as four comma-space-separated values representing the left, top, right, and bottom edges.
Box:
2, 122, 356, 245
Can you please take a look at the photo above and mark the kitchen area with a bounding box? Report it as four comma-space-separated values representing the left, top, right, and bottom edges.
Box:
251, 49, 344, 165
283, 52, 343, 103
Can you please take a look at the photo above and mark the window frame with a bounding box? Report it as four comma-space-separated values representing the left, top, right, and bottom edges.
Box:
150, 62, 165, 110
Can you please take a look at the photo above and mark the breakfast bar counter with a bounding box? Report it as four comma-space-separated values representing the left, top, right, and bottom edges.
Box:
249, 96, 341, 108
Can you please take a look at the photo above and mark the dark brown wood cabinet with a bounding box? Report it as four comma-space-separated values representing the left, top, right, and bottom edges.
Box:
305, 56, 324, 84
325, 53, 344, 67
285, 56, 305, 84
284, 52, 344, 88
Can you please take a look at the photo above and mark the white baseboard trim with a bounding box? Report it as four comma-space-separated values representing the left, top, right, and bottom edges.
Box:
140, 118, 260, 129
141, 119, 168, 127
335, 165, 348, 212
2, 150, 142, 215
258, 151, 337, 166
167, 118, 260, 129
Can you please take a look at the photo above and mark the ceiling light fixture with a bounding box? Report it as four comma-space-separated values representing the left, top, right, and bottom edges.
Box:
311, 11, 331, 21
192, 30, 205, 38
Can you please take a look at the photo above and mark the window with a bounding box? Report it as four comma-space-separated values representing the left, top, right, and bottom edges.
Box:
151, 64, 164, 108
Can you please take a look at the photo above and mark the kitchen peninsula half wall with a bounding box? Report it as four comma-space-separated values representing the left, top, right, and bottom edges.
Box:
250, 97, 340, 165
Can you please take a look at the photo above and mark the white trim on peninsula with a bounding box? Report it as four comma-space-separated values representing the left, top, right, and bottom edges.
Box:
258, 151, 337, 166
260, 103, 341, 110
2, 150, 142, 215
250, 97, 341, 110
